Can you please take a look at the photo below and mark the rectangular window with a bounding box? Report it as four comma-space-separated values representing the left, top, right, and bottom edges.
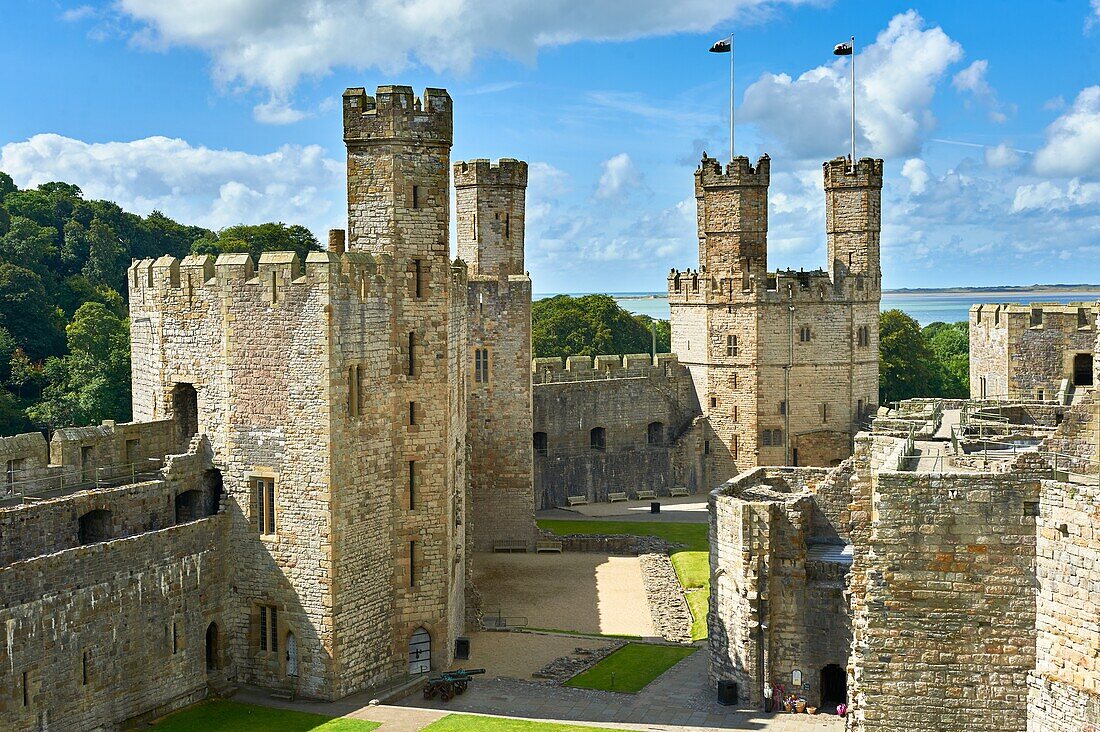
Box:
732, 435, 738, 458
822, 403, 828, 422
1031, 308, 1044, 327
408, 332, 416, 377
412, 185, 420, 209
81, 445, 94, 481
172, 622, 179, 655
857, 399, 865, 421
255, 477, 276, 535
703, 439, 711, 455
409, 401, 417, 426
474, 348, 490, 383
22, 671, 28, 707
799, 326, 811, 342
259, 606, 278, 652
413, 259, 424, 299
731, 373, 737, 389
762, 429, 771, 447
533, 432, 548, 456
778, 401, 786, 415
1079, 308, 1090, 328
710, 397, 717, 409
124, 438, 140, 465
348, 365, 360, 416
408, 460, 417, 510
732, 405, 738, 422
6, 458, 23, 490
82, 650, 88, 686
1037, 388, 1045, 401
409, 541, 417, 587
726, 335, 738, 356
504, 212, 510, 239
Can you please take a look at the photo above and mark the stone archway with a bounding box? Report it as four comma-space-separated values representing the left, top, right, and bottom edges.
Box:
205, 622, 219, 671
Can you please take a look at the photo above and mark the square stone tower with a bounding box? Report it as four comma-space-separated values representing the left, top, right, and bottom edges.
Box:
670, 154, 881, 487
454, 159, 537, 550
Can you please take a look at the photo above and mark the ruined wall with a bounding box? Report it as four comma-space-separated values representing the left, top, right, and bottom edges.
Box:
1027, 476, 1100, 731
848, 456, 1039, 732
970, 304, 1010, 399
532, 354, 702, 506
0, 515, 228, 732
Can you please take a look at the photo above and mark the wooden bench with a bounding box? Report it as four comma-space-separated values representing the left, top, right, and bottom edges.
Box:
535, 540, 563, 554
566, 495, 589, 507
669, 487, 690, 497
635, 489, 657, 500
607, 492, 628, 503
493, 540, 528, 553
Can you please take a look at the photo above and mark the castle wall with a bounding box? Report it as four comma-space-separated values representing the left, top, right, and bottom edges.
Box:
970, 303, 1097, 401
0, 514, 228, 732
1027, 477, 1100, 731
531, 354, 702, 506
848, 452, 1038, 732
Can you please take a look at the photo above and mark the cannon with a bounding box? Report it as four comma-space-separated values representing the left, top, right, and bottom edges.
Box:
422, 668, 486, 702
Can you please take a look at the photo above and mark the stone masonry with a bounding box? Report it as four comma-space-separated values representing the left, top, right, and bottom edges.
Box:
670, 155, 881, 490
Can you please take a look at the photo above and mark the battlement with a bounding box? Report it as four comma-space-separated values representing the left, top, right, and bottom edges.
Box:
342, 85, 452, 145
971, 301, 1098, 328
823, 156, 884, 189
453, 158, 528, 188
696, 153, 771, 188
669, 265, 876, 303
128, 250, 392, 308
531, 353, 682, 384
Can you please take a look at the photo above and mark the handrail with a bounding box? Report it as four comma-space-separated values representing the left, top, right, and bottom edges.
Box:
2, 457, 164, 501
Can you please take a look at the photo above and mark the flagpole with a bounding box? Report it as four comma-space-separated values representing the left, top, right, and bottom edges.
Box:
850, 35, 856, 169
730, 33, 735, 161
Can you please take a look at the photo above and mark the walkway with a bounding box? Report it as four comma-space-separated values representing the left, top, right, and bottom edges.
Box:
539, 495, 709, 524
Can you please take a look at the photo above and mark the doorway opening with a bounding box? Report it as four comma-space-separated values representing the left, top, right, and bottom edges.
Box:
205, 622, 218, 671
286, 631, 298, 677
1073, 353, 1093, 387
171, 383, 198, 451
820, 664, 847, 710
409, 627, 431, 675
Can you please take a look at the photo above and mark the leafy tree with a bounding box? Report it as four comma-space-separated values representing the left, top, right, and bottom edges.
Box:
0, 204, 9, 236
0, 263, 65, 360
532, 294, 671, 359
879, 309, 944, 404
923, 321, 969, 398
0, 216, 59, 277
29, 301, 131, 428
0, 172, 15, 202
191, 222, 321, 264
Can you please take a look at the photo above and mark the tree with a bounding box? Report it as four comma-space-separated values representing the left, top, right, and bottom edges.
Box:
532, 294, 671, 359
191, 222, 321, 264
0, 263, 65, 360
923, 321, 969, 398
28, 301, 131, 428
0, 171, 16, 202
879, 309, 943, 404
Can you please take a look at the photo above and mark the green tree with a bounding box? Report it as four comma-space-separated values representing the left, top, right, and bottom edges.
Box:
879, 309, 943, 404
0, 263, 65, 360
191, 222, 321, 264
923, 321, 969, 398
0, 171, 16, 201
532, 294, 671, 359
28, 301, 131, 428
0, 216, 59, 277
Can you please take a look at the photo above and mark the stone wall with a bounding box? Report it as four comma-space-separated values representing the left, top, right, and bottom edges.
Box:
848, 447, 1039, 732
0, 514, 228, 732
532, 354, 703, 507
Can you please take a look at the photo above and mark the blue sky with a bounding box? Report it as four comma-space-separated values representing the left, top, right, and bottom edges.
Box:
1, 1, 1098, 293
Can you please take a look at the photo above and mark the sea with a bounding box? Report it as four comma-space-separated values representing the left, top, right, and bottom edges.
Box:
534, 290, 1100, 326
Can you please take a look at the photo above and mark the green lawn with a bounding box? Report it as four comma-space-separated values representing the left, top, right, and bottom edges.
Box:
564, 643, 697, 693
537, 520, 710, 640
152, 700, 380, 731
424, 715, 640, 731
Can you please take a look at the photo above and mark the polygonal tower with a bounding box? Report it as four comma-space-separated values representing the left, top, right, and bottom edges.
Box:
454, 159, 537, 551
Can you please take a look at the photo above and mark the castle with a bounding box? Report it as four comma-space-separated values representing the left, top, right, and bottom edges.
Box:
0, 84, 536, 729
533, 154, 882, 505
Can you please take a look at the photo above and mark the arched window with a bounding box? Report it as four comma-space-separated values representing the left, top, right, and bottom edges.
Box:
78, 509, 112, 545
205, 622, 219, 671
533, 432, 548, 456
590, 427, 606, 452
647, 422, 665, 446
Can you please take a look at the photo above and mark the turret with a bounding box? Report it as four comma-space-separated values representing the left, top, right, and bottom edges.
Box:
454, 158, 528, 278
824, 156, 883, 292
695, 154, 770, 293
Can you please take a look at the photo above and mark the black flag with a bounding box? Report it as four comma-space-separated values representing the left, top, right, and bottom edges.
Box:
710, 38, 731, 53
833, 41, 853, 56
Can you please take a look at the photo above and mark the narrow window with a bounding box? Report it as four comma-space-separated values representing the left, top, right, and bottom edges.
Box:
1031, 308, 1043, 327
857, 399, 865, 421
474, 348, 490, 383
847, 252, 853, 268
504, 212, 510, 239
732, 435, 738, 458
710, 397, 717, 409
704, 439, 711, 455
590, 427, 606, 452
779, 401, 786, 415
472, 212, 478, 241
762, 430, 772, 447
674, 273, 681, 292
533, 432, 548, 456
979, 376, 987, 399
270, 608, 278, 653
259, 606, 278, 652
822, 403, 828, 422
172, 622, 179, 655
348, 366, 359, 416
994, 309, 1000, 325
408, 460, 417, 510
255, 477, 276, 535
1037, 388, 1045, 401
270, 270, 278, 303
408, 332, 416, 377
22, 671, 28, 707
726, 335, 738, 356
409, 541, 417, 587
774, 428, 783, 445
732, 405, 738, 421
731, 374, 737, 389
409, 401, 417, 425
1079, 308, 1090, 328
412, 185, 420, 209
691, 274, 699, 292
259, 607, 268, 651
82, 650, 88, 686
413, 259, 423, 299
799, 326, 811, 343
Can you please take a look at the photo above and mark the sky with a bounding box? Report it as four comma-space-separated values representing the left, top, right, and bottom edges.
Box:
0, 1, 1098, 294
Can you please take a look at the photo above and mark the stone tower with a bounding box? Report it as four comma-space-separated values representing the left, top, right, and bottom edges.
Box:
670, 153, 881, 488
454, 159, 537, 550
342, 84, 466, 679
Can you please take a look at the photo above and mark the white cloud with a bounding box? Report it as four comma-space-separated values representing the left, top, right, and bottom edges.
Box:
952, 59, 1008, 123
984, 142, 1020, 169
1012, 179, 1100, 213
0, 134, 343, 234
901, 158, 931, 194
115, 0, 813, 123
1088, 0, 1100, 32
1034, 86, 1100, 177
596, 153, 642, 199
253, 98, 311, 125
61, 5, 96, 22
740, 10, 963, 160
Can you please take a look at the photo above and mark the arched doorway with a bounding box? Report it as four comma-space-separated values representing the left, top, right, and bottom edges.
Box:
1074, 353, 1093, 387
820, 664, 846, 709
286, 631, 298, 677
409, 627, 431, 675
175, 490, 205, 523
171, 383, 198, 451
205, 622, 218, 671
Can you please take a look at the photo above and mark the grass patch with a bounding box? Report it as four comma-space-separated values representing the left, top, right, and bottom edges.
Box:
537, 520, 710, 640
564, 643, 697, 693
152, 700, 379, 731
424, 715, 641, 731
